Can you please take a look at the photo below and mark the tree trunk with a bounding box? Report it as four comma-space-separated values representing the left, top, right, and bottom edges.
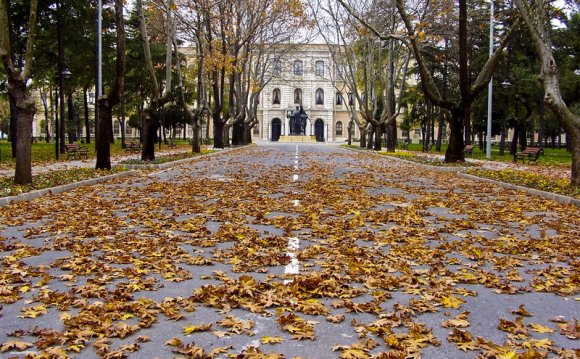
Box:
141, 109, 157, 160
373, 123, 382, 151
95, 101, 112, 169
366, 124, 374, 150
359, 125, 367, 148
191, 122, 201, 153
510, 125, 519, 155
386, 119, 397, 152
436, 108, 444, 152
8, 80, 35, 184
445, 110, 465, 162
213, 114, 224, 148
9, 93, 17, 158
347, 120, 353, 146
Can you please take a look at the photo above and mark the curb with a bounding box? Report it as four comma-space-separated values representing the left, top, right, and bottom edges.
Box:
0, 146, 250, 207
458, 173, 580, 207
0, 170, 139, 207
344, 146, 580, 207
121, 146, 248, 170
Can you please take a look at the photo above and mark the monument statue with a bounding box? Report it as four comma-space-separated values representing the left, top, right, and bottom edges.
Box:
288, 105, 308, 136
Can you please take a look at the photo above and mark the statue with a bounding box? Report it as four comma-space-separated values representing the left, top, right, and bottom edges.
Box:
288, 105, 308, 135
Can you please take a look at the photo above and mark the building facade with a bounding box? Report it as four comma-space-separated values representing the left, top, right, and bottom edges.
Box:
253, 44, 357, 143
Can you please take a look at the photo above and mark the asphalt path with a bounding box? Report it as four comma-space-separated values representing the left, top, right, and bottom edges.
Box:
0, 143, 578, 358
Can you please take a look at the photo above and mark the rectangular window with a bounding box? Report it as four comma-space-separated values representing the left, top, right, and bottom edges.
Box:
336, 92, 343, 106
337, 64, 345, 77
294, 60, 303, 75
273, 60, 281, 77
315, 60, 324, 76
348, 92, 354, 107
253, 126, 260, 135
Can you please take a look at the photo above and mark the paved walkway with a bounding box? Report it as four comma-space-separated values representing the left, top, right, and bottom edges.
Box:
0, 144, 578, 358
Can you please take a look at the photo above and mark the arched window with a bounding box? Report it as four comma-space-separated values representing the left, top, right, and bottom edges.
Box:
315, 88, 324, 105
315, 60, 324, 76
293, 60, 303, 75
336, 121, 343, 136
272, 88, 281, 105
294, 89, 302, 104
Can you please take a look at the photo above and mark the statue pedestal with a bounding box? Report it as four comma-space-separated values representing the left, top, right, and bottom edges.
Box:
279, 135, 317, 143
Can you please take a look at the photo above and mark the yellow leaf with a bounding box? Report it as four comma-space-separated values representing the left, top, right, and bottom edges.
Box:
183, 323, 212, 334
440, 295, 464, 309
261, 336, 283, 344
528, 323, 554, 333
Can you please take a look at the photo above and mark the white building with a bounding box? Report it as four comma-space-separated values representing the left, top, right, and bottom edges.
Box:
254, 44, 357, 143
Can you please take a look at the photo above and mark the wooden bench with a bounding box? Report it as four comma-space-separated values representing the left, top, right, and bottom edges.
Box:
514, 147, 542, 164
401, 138, 411, 150
64, 143, 89, 159
464, 145, 474, 157
124, 140, 141, 152
167, 139, 177, 148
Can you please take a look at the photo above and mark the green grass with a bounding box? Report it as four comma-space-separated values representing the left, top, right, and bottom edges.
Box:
347, 142, 571, 167
0, 167, 126, 198
0, 139, 195, 168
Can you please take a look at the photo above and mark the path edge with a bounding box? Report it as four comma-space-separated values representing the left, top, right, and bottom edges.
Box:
343, 146, 580, 207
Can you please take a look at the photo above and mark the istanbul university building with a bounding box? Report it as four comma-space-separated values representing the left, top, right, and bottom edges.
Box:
253, 44, 358, 143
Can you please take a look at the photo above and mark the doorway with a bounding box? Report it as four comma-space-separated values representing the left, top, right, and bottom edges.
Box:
271, 118, 281, 142
315, 119, 324, 142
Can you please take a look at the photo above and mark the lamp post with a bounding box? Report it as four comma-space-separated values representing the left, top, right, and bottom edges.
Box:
486, 0, 494, 159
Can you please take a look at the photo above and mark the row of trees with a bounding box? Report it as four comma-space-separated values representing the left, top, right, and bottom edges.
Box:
1, 0, 579, 186
322, 0, 578, 185
0, 0, 310, 183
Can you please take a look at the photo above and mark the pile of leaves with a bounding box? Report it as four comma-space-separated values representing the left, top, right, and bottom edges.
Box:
379, 151, 477, 167
467, 168, 580, 199
120, 149, 215, 165
0, 167, 126, 198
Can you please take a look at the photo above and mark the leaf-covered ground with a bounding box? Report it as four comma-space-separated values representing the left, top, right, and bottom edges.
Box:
0, 144, 578, 358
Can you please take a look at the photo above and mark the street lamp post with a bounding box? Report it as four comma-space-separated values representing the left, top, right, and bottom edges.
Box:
486, 0, 494, 159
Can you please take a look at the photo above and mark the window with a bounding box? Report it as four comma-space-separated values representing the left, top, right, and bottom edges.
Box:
315, 60, 324, 76
273, 60, 281, 77
253, 125, 260, 135
336, 121, 343, 136
337, 64, 345, 77
348, 92, 354, 106
294, 88, 302, 104
315, 88, 324, 105
336, 92, 343, 106
293, 60, 303, 75
272, 88, 281, 105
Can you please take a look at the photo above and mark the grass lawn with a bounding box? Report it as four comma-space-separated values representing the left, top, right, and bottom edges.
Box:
0, 139, 194, 168
401, 143, 572, 166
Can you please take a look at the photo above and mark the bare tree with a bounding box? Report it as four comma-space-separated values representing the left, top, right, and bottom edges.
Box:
0, 0, 38, 184
137, 0, 174, 160
513, 0, 580, 186
95, 0, 126, 169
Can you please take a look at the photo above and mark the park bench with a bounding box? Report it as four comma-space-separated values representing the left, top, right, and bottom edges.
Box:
464, 145, 474, 157
514, 147, 542, 164
64, 143, 90, 159
401, 138, 411, 150
124, 140, 141, 152
167, 139, 177, 148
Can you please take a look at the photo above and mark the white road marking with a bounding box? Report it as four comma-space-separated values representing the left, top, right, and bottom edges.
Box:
285, 147, 300, 284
